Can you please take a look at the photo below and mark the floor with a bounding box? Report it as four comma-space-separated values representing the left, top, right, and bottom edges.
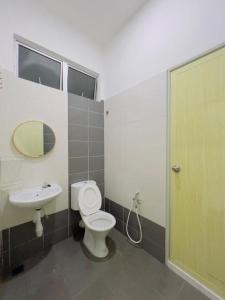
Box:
0, 229, 209, 300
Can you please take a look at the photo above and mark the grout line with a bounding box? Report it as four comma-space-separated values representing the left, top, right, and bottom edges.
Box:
69, 139, 89, 143
69, 170, 104, 175
68, 122, 104, 129
8, 229, 11, 267
69, 139, 104, 143
68, 105, 104, 116
69, 155, 89, 159
88, 100, 90, 181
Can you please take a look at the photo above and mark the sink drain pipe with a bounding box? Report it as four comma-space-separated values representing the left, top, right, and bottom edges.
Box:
33, 209, 43, 237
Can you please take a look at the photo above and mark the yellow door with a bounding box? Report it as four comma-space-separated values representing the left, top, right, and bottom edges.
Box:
170, 46, 225, 299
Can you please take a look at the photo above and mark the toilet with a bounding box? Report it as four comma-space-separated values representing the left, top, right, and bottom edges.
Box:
71, 181, 116, 258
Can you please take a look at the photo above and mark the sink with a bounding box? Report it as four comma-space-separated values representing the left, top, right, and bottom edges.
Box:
9, 184, 62, 209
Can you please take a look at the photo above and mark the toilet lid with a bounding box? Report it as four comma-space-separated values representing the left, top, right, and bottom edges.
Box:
78, 184, 101, 215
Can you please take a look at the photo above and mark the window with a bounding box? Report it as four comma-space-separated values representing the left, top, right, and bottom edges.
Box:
16, 39, 98, 100
68, 67, 96, 100
18, 45, 62, 90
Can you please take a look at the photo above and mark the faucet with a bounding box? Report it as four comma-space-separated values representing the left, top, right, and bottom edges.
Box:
42, 182, 51, 189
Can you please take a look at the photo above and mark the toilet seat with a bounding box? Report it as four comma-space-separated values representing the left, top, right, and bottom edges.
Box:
78, 183, 101, 216
83, 211, 116, 232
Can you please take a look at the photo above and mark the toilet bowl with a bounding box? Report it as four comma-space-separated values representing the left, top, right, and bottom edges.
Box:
71, 181, 116, 258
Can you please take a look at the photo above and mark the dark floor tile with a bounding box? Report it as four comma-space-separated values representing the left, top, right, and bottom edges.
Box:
0, 272, 28, 300
27, 272, 72, 300
177, 283, 210, 300
149, 267, 185, 300
76, 276, 126, 300
0, 228, 210, 300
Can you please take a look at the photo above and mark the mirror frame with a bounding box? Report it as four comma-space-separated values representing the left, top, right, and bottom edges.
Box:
12, 120, 56, 158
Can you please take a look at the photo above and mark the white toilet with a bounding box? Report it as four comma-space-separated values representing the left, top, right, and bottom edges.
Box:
71, 181, 116, 258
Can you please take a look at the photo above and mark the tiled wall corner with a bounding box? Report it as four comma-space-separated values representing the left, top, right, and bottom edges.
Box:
105, 198, 165, 264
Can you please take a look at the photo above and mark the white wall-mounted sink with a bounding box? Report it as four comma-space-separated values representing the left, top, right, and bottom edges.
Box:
9, 184, 62, 209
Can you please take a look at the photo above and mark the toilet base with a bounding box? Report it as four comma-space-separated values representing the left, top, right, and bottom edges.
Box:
81, 236, 116, 262
83, 227, 110, 258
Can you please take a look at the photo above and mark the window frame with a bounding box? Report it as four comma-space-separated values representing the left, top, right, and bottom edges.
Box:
15, 41, 64, 91
67, 65, 97, 100
14, 37, 98, 100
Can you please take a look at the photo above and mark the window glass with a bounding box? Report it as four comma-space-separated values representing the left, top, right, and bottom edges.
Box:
68, 67, 96, 100
18, 45, 61, 90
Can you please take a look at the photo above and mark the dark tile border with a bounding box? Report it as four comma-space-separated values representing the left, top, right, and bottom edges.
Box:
105, 197, 165, 264
0, 209, 69, 275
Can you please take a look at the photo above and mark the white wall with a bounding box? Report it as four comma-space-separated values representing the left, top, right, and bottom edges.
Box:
105, 72, 167, 226
103, 0, 225, 98
0, 0, 104, 100
104, 0, 225, 227
0, 67, 68, 230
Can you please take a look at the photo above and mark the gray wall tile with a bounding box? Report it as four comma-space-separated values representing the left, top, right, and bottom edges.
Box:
98, 183, 105, 199
89, 100, 104, 114
44, 226, 68, 248
106, 198, 166, 264
109, 200, 124, 221
69, 141, 88, 157
124, 207, 143, 233
69, 157, 88, 173
89, 156, 104, 171
69, 124, 88, 141
105, 198, 110, 213
142, 216, 165, 249
89, 112, 104, 128
143, 238, 165, 264
68, 96, 104, 240
44, 209, 68, 235
69, 106, 88, 125
89, 141, 104, 156
1, 251, 10, 275
115, 218, 124, 234
69, 172, 88, 185
89, 170, 104, 185
89, 127, 104, 141
10, 221, 37, 248
2, 229, 9, 253
68, 93, 89, 110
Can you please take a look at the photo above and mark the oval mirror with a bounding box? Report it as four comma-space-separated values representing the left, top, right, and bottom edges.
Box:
12, 121, 55, 158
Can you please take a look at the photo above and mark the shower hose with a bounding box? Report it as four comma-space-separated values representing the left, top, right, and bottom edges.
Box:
126, 193, 143, 244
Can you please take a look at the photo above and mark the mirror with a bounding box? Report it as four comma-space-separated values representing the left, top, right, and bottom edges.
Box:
12, 121, 55, 158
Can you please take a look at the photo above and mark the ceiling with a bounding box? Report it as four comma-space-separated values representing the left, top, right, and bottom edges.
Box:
42, 0, 148, 45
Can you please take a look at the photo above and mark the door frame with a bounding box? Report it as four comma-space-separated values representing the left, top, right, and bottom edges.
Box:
166, 42, 225, 300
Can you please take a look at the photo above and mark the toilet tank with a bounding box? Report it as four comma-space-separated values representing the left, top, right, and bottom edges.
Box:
71, 180, 96, 211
